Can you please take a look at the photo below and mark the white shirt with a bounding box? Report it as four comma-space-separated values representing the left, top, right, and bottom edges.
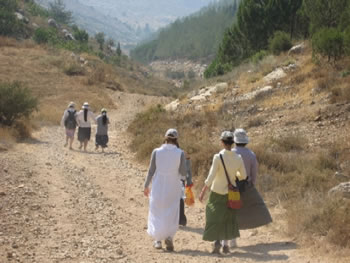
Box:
76, 110, 96, 128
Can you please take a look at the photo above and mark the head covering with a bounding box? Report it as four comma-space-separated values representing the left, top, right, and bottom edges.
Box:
82, 102, 89, 109
101, 108, 107, 113
220, 131, 234, 141
165, 128, 178, 139
234, 128, 249, 144
68, 101, 75, 108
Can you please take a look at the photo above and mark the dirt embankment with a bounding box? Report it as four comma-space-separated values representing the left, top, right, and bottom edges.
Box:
1, 91, 349, 263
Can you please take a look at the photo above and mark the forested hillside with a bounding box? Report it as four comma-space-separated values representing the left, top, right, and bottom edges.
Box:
130, 0, 240, 63
205, 0, 350, 77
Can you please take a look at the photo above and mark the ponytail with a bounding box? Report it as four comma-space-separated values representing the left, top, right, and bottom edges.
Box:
84, 109, 88, 122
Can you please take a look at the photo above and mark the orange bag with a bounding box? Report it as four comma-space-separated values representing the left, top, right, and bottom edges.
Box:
185, 186, 195, 206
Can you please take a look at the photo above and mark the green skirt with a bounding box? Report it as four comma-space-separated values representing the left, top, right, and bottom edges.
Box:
203, 191, 240, 241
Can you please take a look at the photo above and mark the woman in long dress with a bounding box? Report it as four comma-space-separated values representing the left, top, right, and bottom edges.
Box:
76, 102, 95, 152
144, 128, 187, 251
95, 108, 110, 153
230, 128, 272, 247
199, 131, 247, 254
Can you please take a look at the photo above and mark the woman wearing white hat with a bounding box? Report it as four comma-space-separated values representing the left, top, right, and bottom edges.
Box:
230, 128, 272, 247
76, 102, 96, 151
144, 128, 187, 251
60, 102, 77, 150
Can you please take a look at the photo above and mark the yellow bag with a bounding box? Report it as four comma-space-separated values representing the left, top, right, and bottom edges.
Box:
227, 184, 242, 209
185, 186, 195, 206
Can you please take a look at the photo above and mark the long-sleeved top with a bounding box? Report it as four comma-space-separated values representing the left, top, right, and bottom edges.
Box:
76, 110, 95, 128
144, 144, 187, 188
60, 108, 76, 127
205, 149, 247, 195
96, 115, 109, 135
233, 146, 258, 185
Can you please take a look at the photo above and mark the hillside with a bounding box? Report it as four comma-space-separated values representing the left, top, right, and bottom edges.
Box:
130, 0, 240, 63
35, 0, 213, 48
128, 42, 350, 254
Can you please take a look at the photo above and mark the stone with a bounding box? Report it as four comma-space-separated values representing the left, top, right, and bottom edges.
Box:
263, 68, 287, 83
48, 18, 58, 28
329, 182, 350, 199
165, 99, 180, 111
15, 12, 29, 23
288, 43, 305, 55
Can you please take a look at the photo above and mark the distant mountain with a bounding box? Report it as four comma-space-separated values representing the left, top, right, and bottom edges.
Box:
131, 0, 240, 63
35, 0, 213, 48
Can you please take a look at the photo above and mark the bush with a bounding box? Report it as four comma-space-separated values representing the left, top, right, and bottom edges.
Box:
269, 31, 292, 55
251, 50, 269, 64
33, 28, 51, 44
73, 28, 89, 43
0, 0, 20, 36
63, 63, 85, 76
0, 82, 38, 126
312, 28, 345, 62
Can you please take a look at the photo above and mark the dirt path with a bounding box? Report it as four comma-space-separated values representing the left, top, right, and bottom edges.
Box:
0, 92, 348, 263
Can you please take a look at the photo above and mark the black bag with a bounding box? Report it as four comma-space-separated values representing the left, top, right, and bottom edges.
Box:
236, 179, 248, 193
64, 110, 77, 129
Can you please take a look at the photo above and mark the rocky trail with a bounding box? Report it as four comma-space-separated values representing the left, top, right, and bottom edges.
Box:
0, 92, 348, 263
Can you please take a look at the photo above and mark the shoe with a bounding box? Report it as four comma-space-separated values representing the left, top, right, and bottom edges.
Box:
211, 240, 221, 254
230, 239, 237, 248
222, 245, 230, 254
165, 238, 174, 252
153, 241, 162, 249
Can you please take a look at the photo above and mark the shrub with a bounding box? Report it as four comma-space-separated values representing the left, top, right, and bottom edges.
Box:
0, 0, 19, 36
27, 1, 49, 17
269, 31, 292, 55
73, 28, 89, 43
33, 28, 51, 44
312, 28, 345, 62
63, 63, 85, 76
0, 82, 38, 126
251, 50, 269, 64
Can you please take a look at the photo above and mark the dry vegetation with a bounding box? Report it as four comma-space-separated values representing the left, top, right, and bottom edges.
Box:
128, 41, 350, 249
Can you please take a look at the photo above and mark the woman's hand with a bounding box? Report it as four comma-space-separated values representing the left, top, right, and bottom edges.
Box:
144, 187, 150, 197
199, 186, 208, 202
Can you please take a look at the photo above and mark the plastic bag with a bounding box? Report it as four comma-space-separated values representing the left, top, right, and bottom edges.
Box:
185, 186, 195, 206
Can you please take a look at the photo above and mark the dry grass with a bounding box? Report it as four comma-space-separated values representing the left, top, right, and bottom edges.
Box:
128, 105, 220, 186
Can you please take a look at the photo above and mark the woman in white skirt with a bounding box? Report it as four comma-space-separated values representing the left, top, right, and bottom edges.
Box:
144, 129, 187, 251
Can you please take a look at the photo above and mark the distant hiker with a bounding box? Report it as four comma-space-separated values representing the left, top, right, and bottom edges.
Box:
60, 102, 77, 150
144, 129, 187, 251
76, 102, 96, 152
230, 128, 272, 247
199, 131, 247, 254
95, 108, 110, 153
179, 152, 193, 227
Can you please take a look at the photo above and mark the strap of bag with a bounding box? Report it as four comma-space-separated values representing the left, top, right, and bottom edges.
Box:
219, 154, 233, 186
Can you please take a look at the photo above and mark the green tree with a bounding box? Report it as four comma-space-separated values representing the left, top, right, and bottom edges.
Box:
95, 32, 105, 51
116, 42, 122, 56
304, 0, 349, 34
312, 27, 345, 62
0, 82, 38, 126
73, 27, 89, 43
0, 0, 19, 36
48, 0, 73, 24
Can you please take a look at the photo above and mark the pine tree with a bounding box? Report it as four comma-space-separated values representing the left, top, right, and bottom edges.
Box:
95, 32, 105, 51
116, 42, 122, 56
48, 0, 73, 24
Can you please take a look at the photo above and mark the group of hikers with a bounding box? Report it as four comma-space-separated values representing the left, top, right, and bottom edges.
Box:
60, 102, 110, 152
144, 128, 272, 254
62, 101, 271, 254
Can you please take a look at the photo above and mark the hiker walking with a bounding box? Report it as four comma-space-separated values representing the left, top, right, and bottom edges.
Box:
60, 102, 77, 150
229, 128, 272, 247
199, 131, 247, 254
76, 102, 95, 152
144, 129, 187, 251
95, 108, 110, 153
179, 152, 193, 227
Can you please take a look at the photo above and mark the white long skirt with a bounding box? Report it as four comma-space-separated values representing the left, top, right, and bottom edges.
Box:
147, 171, 182, 241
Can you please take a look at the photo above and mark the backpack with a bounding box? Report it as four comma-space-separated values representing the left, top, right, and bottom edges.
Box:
64, 110, 77, 129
